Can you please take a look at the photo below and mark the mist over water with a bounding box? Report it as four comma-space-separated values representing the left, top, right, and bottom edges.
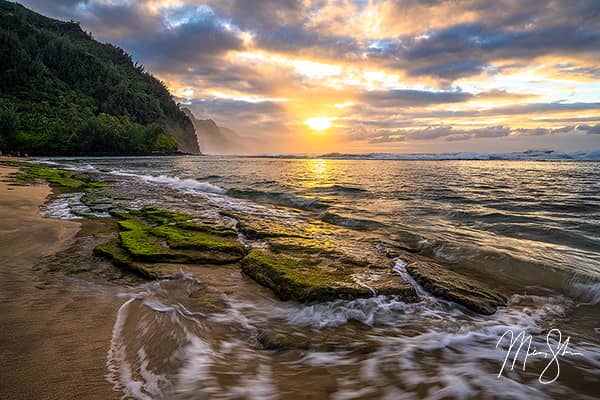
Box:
43, 156, 600, 399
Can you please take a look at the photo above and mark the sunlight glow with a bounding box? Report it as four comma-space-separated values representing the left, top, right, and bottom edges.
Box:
305, 117, 332, 131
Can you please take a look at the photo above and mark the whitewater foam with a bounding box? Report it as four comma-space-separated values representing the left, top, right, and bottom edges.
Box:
317, 150, 600, 160
40, 193, 84, 220
40, 192, 111, 219
109, 170, 225, 194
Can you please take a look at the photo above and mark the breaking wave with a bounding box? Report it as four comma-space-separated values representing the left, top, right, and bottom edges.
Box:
317, 150, 600, 160
109, 171, 226, 194
226, 188, 327, 211
321, 212, 386, 229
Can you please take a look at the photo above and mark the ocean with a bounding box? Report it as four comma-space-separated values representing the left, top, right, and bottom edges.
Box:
38, 155, 600, 399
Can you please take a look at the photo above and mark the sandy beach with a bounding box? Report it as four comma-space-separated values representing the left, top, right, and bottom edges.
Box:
0, 165, 119, 399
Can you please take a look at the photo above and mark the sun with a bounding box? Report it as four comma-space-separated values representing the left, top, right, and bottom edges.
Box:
304, 117, 332, 131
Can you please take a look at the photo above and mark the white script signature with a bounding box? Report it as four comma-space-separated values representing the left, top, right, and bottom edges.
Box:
496, 328, 583, 384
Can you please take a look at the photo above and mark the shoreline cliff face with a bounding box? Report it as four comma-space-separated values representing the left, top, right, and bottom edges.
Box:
165, 120, 201, 155
0, 1, 200, 156
181, 108, 244, 154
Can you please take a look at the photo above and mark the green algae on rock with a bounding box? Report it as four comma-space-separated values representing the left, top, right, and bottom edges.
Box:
266, 237, 371, 267
130, 208, 190, 225
267, 237, 338, 255
94, 207, 246, 278
152, 225, 244, 255
241, 249, 417, 302
94, 239, 195, 279
113, 212, 175, 262
174, 221, 238, 237
9, 164, 104, 191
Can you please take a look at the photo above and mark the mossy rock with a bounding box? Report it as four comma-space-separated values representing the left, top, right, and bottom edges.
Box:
403, 256, 507, 315
130, 207, 190, 225
226, 213, 312, 239
100, 208, 246, 269
93, 239, 174, 279
80, 189, 118, 213
94, 239, 241, 278
241, 250, 417, 302
266, 237, 370, 267
267, 237, 337, 255
118, 228, 175, 262
10, 164, 103, 191
174, 221, 238, 237
152, 225, 244, 255
131, 207, 237, 236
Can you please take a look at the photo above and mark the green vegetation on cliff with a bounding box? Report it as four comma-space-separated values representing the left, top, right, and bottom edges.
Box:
0, 1, 199, 155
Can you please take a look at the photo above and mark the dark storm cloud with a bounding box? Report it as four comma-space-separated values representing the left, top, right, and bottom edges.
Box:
206, 0, 309, 31
19, 0, 89, 19
122, 13, 246, 72
374, 102, 600, 120
20, 0, 160, 38
21, 0, 245, 73
576, 123, 600, 134
357, 0, 600, 82
252, 25, 359, 57
360, 89, 473, 107
360, 123, 600, 144
187, 98, 286, 128
370, 21, 600, 82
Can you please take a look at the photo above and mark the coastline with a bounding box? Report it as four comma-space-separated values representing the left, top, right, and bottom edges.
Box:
0, 158, 597, 398
0, 165, 119, 400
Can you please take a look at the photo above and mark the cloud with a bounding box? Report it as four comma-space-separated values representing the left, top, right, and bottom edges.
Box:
359, 123, 600, 144
123, 8, 246, 72
18, 0, 600, 153
361, 89, 473, 107
575, 123, 600, 134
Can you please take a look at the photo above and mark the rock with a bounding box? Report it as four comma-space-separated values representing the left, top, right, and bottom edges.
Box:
94, 239, 240, 278
93, 239, 174, 279
231, 214, 311, 239
255, 330, 312, 351
241, 249, 417, 303
403, 257, 507, 315
267, 237, 338, 255
10, 165, 104, 191
151, 225, 244, 255
94, 207, 246, 277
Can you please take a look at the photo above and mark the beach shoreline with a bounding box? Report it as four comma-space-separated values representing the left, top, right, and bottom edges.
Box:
0, 165, 119, 400
1, 158, 598, 399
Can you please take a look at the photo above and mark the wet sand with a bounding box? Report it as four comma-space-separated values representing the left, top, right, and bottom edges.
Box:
0, 166, 119, 399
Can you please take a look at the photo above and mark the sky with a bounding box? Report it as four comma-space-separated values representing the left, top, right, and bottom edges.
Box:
22, 0, 600, 154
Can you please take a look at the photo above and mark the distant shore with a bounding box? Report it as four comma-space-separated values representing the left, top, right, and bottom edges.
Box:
1, 151, 201, 158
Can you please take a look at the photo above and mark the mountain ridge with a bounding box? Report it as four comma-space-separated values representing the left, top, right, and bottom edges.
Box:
182, 108, 247, 154
0, 0, 200, 155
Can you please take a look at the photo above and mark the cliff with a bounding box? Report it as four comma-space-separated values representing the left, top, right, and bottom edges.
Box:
182, 108, 246, 154
0, 0, 200, 155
